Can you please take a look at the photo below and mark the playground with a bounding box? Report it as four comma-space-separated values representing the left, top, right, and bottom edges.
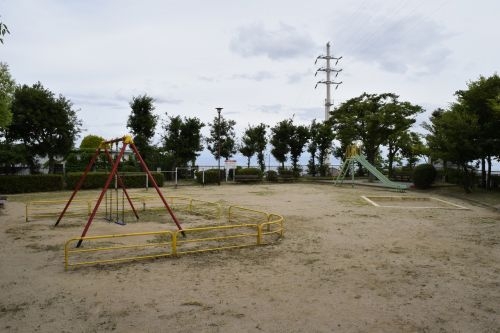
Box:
0, 183, 499, 332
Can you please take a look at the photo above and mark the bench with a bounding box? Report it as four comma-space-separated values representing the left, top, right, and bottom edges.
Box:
278, 174, 295, 182
0, 196, 6, 209
234, 174, 262, 183
391, 174, 412, 182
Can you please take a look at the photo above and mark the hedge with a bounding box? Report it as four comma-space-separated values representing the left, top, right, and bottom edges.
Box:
65, 172, 164, 190
0, 174, 64, 194
265, 170, 278, 182
195, 169, 221, 185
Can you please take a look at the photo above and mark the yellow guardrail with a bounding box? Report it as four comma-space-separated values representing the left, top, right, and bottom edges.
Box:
26, 195, 222, 222
65, 230, 175, 269
26, 199, 91, 222
64, 205, 284, 269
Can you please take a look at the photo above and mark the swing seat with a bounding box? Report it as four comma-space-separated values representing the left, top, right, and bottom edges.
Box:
115, 220, 126, 226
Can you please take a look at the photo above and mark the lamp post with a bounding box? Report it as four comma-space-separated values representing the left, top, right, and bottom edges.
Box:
216, 107, 223, 186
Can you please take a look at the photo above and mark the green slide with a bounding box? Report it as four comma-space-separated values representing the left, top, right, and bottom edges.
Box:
335, 154, 408, 192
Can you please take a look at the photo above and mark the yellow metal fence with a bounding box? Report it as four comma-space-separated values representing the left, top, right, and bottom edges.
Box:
64, 207, 283, 269
26, 195, 221, 222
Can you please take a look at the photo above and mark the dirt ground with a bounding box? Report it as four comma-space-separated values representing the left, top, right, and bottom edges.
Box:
0, 183, 499, 333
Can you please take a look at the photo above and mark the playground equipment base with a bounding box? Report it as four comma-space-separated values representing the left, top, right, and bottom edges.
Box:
361, 195, 468, 210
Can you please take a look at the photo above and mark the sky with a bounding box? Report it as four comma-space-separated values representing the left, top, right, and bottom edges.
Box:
1, 0, 499, 166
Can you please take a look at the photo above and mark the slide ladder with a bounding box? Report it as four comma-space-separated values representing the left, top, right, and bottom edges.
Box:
335, 154, 408, 192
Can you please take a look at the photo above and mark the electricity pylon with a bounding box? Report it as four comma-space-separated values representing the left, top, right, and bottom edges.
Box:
315, 42, 342, 120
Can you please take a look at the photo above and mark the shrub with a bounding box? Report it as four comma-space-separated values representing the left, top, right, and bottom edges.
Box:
66, 172, 108, 190
0, 174, 64, 194
412, 164, 437, 189
266, 170, 278, 182
195, 169, 221, 185
234, 168, 262, 183
278, 169, 295, 178
65, 172, 163, 190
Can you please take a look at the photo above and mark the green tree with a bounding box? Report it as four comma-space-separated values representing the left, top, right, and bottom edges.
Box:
454, 74, 500, 189
239, 123, 268, 170
270, 118, 293, 169
289, 122, 309, 174
0, 18, 9, 44
424, 107, 479, 193
127, 94, 158, 163
331, 93, 423, 167
239, 129, 255, 168
64, 134, 106, 172
162, 115, 204, 168
80, 134, 105, 149
206, 113, 236, 161
0, 142, 26, 174
308, 119, 335, 176
7, 82, 81, 173
0, 62, 15, 129
399, 132, 426, 169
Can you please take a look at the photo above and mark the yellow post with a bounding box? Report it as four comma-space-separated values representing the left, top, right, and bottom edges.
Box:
25, 202, 29, 222
257, 224, 262, 245
172, 231, 178, 256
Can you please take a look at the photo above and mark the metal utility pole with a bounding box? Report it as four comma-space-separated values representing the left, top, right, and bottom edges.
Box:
216, 107, 223, 186
315, 42, 342, 120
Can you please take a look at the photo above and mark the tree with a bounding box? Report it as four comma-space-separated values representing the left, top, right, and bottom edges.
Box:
64, 135, 106, 172
127, 94, 158, 163
239, 128, 255, 168
308, 119, 335, 176
399, 132, 426, 168
424, 106, 479, 193
0, 18, 9, 44
331, 92, 423, 167
0, 62, 15, 129
288, 123, 309, 174
7, 82, 81, 173
0, 142, 26, 174
239, 123, 268, 170
454, 74, 500, 189
80, 134, 105, 149
162, 115, 204, 168
206, 113, 236, 161
270, 118, 293, 169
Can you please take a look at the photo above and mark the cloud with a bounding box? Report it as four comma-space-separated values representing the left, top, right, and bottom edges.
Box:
68, 93, 124, 109
230, 22, 316, 60
257, 104, 283, 114
154, 97, 183, 105
287, 70, 312, 84
337, 11, 453, 75
231, 71, 274, 81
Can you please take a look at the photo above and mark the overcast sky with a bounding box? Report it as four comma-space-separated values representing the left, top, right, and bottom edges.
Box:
2, 0, 499, 165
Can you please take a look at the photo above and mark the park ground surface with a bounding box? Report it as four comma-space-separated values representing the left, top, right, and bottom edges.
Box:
0, 182, 499, 333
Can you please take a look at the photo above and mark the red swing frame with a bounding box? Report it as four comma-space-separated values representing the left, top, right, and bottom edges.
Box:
55, 135, 184, 248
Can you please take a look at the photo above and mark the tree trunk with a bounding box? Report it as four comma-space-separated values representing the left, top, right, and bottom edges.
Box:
366, 149, 376, 182
388, 155, 394, 179
481, 158, 486, 188
462, 164, 472, 193
487, 155, 492, 190
48, 155, 55, 174
387, 144, 395, 179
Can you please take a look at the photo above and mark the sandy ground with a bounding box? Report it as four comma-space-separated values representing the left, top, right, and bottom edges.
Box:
0, 183, 499, 333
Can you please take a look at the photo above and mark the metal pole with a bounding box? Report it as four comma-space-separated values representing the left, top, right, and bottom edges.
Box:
325, 42, 331, 120
55, 147, 101, 226
216, 107, 223, 186
175, 167, 178, 188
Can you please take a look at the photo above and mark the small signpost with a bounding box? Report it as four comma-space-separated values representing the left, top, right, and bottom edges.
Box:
224, 159, 237, 181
